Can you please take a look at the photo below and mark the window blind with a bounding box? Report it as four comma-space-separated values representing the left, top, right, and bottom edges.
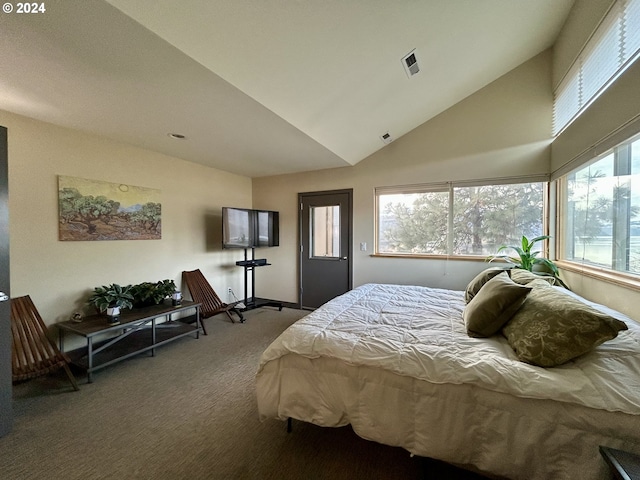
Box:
553, 0, 640, 136
624, 0, 640, 60
580, 6, 621, 103
554, 64, 581, 135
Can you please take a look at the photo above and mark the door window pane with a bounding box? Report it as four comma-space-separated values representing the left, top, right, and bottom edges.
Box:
311, 205, 340, 257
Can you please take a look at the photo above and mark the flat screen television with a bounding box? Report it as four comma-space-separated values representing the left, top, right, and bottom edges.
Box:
222, 207, 279, 249
255, 209, 279, 247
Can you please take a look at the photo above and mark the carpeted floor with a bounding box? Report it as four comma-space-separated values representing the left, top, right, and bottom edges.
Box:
0, 307, 489, 480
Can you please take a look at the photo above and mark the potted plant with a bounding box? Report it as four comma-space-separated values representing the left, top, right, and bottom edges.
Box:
154, 279, 177, 302
88, 283, 134, 324
487, 235, 568, 287
130, 279, 177, 308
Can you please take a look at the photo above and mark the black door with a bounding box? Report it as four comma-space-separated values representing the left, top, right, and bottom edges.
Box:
0, 126, 11, 437
299, 190, 352, 309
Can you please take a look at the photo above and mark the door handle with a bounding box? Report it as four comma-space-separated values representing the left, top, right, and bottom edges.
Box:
0, 292, 8, 302
340, 257, 348, 261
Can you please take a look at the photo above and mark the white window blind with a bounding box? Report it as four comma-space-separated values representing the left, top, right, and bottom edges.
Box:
553, 0, 640, 135
624, 0, 640, 61
554, 64, 581, 135
580, 6, 621, 102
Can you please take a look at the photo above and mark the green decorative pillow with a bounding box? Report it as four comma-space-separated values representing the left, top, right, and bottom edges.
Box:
509, 269, 556, 286
464, 267, 511, 303
463, 272, 532, 338
502, 286, 628, 367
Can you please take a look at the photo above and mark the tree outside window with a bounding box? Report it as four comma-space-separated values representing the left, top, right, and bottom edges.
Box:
563, 135, 640, 275
378, 182, 545, 256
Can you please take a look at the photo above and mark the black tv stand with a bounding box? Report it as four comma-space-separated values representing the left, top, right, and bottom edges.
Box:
236, 248, 283, 312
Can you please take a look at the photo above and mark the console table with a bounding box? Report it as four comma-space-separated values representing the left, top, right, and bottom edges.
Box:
58, 301, 201, 382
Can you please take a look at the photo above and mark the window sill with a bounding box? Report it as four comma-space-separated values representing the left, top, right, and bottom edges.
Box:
371, 253, 493, 262
555, 260, 640, 292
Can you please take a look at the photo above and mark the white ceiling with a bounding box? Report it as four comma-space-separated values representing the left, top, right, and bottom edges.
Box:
0, 0, 574, 178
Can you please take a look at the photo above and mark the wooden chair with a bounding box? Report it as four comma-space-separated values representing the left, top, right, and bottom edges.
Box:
11, 295, 79, 391
182, 269, 245, 334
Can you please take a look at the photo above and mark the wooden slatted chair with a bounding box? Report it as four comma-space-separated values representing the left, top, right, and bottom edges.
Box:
182, 269, 245, 334
11, 295, 79, 391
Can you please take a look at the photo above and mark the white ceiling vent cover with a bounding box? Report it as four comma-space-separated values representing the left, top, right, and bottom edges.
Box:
402, 49, 420, 78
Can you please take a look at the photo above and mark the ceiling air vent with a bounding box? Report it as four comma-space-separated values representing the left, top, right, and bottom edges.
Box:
380, 132, 393, 144
402, 49, 420, 78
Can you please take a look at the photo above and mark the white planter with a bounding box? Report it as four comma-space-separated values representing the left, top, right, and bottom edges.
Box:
105, 306, 121, 325
171, 291, 182, 306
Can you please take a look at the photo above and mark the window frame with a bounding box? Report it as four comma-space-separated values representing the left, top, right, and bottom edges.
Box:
374, 176, 550, 260
555, 131, 640, 288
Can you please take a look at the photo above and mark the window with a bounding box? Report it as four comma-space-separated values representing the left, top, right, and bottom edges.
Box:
559, 133, 640, 276
376, 181, 546, 256
553, 0, 640, 135
311, 205, 340, 258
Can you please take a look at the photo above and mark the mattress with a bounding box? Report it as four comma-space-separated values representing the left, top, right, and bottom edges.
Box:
256, 283, 640, 479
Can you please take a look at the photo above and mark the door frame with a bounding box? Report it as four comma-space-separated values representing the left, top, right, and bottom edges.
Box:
298, 189, 353, 308
0, 126, 11, 437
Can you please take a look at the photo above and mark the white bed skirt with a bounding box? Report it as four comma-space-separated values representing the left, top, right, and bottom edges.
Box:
257, 352, 640, 480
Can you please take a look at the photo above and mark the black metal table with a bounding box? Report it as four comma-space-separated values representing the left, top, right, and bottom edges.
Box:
58, 301, 201, 382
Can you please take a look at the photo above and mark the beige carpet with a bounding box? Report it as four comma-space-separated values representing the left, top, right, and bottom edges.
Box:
0, 307, 486, 480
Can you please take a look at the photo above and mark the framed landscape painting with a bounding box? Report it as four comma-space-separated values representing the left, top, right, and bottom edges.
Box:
58, 175, 161, 241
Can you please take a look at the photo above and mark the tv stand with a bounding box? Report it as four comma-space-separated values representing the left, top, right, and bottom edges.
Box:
236, 248, 283, 312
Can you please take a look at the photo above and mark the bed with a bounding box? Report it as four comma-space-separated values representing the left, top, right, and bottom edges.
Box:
256, 277, 640, 480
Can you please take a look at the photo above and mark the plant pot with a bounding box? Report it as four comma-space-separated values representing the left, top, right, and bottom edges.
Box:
532, 264, 551, 274
106, 306, 121, 324
171, 291, 182, 306
132, 299, 156, 309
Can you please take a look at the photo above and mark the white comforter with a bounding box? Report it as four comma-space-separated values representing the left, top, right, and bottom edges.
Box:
259, 283, 640, 415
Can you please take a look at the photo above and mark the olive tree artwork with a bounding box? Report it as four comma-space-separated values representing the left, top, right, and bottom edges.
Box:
58, 176, 161, 241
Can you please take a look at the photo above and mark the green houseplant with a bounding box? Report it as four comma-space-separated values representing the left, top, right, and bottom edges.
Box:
88, 283, 134, 323
488, 235, 568, 287
130, 279, 177, 308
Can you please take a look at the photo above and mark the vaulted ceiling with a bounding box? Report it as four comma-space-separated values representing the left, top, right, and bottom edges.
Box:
0, 0, 574, 177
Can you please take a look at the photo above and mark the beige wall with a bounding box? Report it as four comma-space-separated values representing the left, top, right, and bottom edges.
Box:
253, 50, 555, 305
2, 110, 252, 326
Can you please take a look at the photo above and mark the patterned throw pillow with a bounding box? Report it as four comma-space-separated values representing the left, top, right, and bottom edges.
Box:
464, 272, 532, 338
502, 283, 628, 367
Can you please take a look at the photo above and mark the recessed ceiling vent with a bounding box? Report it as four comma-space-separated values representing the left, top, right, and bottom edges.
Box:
402, 49, 420, 78
167, 133, 186, 140
380, 132, 393, 144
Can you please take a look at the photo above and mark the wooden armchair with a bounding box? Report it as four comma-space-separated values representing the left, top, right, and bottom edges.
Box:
11, 295, 79, 391
182, 269, 244, 334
